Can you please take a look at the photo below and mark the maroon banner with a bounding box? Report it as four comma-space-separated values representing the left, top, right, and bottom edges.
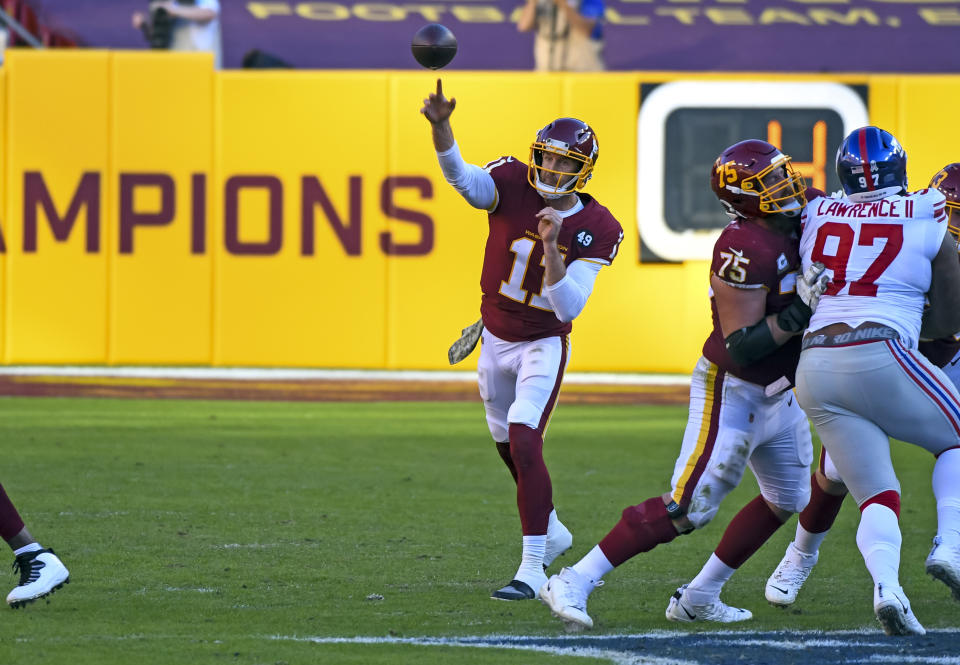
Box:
27, 0, 960, 72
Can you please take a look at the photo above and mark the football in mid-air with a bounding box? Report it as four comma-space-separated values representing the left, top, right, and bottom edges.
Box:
411, 24, 458, 70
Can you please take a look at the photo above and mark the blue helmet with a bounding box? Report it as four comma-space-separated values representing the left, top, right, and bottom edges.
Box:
836, 126, 907, 201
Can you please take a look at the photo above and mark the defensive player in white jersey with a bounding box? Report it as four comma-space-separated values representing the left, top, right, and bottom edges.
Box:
794, 127, 960, 636
766, 162, 960, 612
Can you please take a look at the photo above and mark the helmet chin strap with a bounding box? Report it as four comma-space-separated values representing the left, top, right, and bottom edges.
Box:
535, 174, 576, 199
780, 199, 802, 217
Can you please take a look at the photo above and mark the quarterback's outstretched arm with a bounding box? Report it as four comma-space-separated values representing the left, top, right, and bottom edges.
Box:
421, 79, 498, 211
436, 143, 498, 211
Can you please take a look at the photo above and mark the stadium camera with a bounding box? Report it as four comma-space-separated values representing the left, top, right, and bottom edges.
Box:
143, 0, 197, 49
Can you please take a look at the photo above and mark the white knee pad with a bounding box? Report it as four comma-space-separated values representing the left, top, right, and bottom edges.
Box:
706, 431, 750, 488
486, 420, 508, 444
684, 475, 738, 529
507, 398, 542, 430
763, 481, 811, 516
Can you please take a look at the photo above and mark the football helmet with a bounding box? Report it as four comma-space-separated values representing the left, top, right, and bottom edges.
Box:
710, 139, 807, 219
930, 163, 960, 246
836, 126, 907, 202
528, 118, 598, 198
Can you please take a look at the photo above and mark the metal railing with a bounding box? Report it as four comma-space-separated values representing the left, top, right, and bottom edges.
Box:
0, 5, 42, 49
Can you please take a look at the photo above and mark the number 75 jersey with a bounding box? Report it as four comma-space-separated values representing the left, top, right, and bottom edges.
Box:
799, 188, 949, 348
479, 157, 623, 342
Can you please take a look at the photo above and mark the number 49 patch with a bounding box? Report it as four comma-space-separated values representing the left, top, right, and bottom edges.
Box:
575, 230, 594, 248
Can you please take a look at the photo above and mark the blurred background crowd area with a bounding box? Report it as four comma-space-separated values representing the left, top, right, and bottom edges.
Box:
1, 0, 957, 72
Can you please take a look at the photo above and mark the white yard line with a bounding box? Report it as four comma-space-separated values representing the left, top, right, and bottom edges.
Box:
267, 630, 960, 665
13, 630, 960, 664
0, 366, 690, 385
269, 634, 696, 665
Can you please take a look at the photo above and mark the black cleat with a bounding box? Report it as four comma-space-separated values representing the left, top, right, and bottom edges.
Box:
491, 579, 538, 601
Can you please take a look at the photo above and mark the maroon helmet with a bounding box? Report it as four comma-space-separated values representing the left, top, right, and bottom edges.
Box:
930, 163, 960, 246
710, 139, 807, 219
527, 118, 598, 197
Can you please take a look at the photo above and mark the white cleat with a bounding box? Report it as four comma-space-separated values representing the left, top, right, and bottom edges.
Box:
7, 549, 70, 609
665, 584, 753, 624
765, 541, 819, 607
925, 536, 960, 602
540, 567, 601, 630
544, 521, 573, 569
874, 583, 926, 636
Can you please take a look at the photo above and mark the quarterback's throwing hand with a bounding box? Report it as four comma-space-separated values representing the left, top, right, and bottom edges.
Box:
420, 78, 456, 125
536, 207, 563, 246
798, 261, 830, 311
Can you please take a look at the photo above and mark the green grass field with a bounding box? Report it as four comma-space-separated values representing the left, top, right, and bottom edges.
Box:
0, 396, 952, 664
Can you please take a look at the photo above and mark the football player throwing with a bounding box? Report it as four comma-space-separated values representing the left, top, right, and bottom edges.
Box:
421, 79, 623, 601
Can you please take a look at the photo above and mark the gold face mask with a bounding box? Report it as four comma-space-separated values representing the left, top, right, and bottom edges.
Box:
527, 143, 593, 198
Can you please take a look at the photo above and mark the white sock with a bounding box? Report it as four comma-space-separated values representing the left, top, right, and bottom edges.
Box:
856, 503, 901, 589
794, 525, 828, 556
572, 545, 614, 584
685, 553, 736, 604
515, 535, 546, 586
13, 542, 42, 556
933, 448, 960, 546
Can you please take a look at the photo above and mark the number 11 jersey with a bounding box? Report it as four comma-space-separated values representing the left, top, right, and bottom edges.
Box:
799, 189, 948, 348
479, 157, 623, 342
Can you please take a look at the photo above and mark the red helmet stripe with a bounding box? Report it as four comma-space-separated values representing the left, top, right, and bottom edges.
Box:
858, 128, 875, 191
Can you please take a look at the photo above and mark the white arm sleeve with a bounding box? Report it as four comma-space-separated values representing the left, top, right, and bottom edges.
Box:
436, 142, 498, 212
543, 259, 603, 323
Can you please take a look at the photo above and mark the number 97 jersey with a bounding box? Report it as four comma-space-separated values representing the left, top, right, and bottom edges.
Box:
479, 157, 624, 342
799, 188, 949, 348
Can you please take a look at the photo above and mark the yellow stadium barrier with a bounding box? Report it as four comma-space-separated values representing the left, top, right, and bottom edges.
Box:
3, 50, 959, 371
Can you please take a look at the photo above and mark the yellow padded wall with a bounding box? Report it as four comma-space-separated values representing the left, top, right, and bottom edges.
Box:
110, 52, 215, 364
5, 51, 110, 363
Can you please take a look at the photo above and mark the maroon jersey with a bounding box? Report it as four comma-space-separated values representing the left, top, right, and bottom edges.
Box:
918, 254, 960, 367
478, 157, 623, 342
701, 218, 804, 387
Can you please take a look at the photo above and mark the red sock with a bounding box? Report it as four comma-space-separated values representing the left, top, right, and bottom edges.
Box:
714, 494, 785, 569
0, 483, 25, 542
508, 424, 552, 535
798, 473, 846, 533
598, 496, 678, 566
495, 441, 519, 484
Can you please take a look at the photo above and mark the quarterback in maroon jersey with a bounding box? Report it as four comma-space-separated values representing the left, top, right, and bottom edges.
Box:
541, 139, 831, 629
421, 79, 623, 601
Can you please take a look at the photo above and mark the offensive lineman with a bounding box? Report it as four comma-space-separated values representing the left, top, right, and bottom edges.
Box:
766, 161, 960, 615
792, 127, 960, 635
420, 80, 624, 600
540, 139, 829, 629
